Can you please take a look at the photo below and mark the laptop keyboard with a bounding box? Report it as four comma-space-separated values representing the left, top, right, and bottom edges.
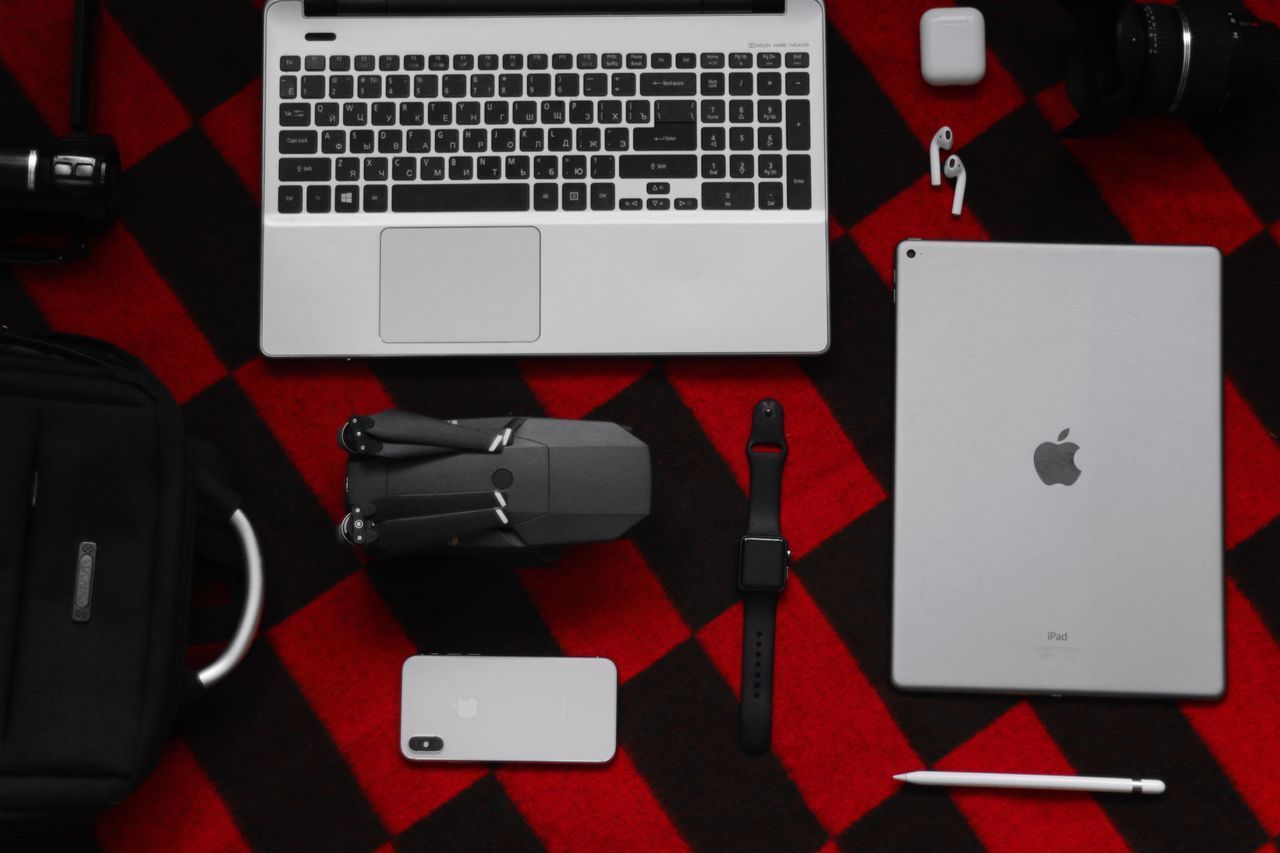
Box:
274, 51, 813, 215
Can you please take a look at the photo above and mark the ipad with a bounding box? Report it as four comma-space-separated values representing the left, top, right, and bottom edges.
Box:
401, 655, 617, 763
892, 241, 1224, 698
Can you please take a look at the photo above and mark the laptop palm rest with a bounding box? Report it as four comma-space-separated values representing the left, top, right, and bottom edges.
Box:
380, 227, 541, 344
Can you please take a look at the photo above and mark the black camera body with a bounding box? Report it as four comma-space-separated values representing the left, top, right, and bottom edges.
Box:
1065, 0, 1280, 135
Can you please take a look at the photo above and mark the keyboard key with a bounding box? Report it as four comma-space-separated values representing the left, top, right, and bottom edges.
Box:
279, 158, 331, 181
358, 75, 382, 98
569, 100, 594, 124
626, 100, 651, 123
786, 154, 811, 209
758, 99, 782, 123
400, 102, 425, 125
392, 184, 531, 212
363, 184, 388, 212
471, 74, 495, 97
306, 185, 331, 213
651, 53, 672, 69
453, 54, 474, 70
552, 53, 573, 69
730, 154, 753, 178
505, 155, 531, 178
675, 197, 698, 210
563, 183, 587, 210
785, 52, 809, 68
415, 75, 439, 97
758, 72, 782, 96
449, 156, 474, 180
278, 185, 303, 213
541, 101, 567, 124
355, 54, 376, 71
640, 73, 695, 96
322, 129, 347, 153
479, 54, 499, 70
520, 128, 545, 151
387, 74, 410, 98
407, 130, 432, 153
702, 154, 726, 178
477, 156, 501, 179
330, 75, 354, 99
527, 73, 552, 98
372, 102, 396, 126
626, 52, 647, 69
503, 53, 524, 70
612, 73, 637, 97
336, 157, 359, 181
584, 73, 608, 96
534, 183, 557, 210
759, 153, 782, 178
729, 72, 753, 96
590, 183, 616, 210
598, 100, 623, 124
427, 102, 453, 125
729, 127, 752, 150
555, 73, 580, 97
701, 127, 725, 151
342, 102, 367, 126
280, 55, 301, 72
576, 128, 601, 151
758, 52, 781, 68
605, 127, 630, 151
443, 74, 467, 97
485, 101, 509, 124
499, 74, 523, 97
363, 157, 389, 181
463, 128, 487, 151
279, 130, 317, 154
491, 128, 516, 151
330, 55, 352, 72
619, 154, 697, 178
548, 128, 573, 151
428, 54, 448, 70
702, 182, 754, 210
577, 53, 598, 69
350, 130, 374, 153
786, 100, 810, 150
336, 185, 360, 212
563, 155, 587, 179
785, 72, 810, 96
302, 75, 325, 98
729, 52, 752, 68
435, 129, 460, 153
676, 52, 696, 68
647, 181, 670, 195
759, 182, 784, 210
513, 101, 537, 124
655, 100, 696, 123
603, 53, 623, 69
701, 72, 725, 96
280, 75, 298, 99
729, 100, 753, 123
647, 197, 670, 210
457, 101, 481, 125
620, 198, 643, 210
379, 54, 400, 71
534, 155, 558, 179
528, 53, 549, 70
701, 100, 725, 123
633, 125, 697, 151
405, 54, 425, 71
421, 157, 445, 180
700, 52, 725, 68
305, 55, 326, 72
591, 155, 615, 179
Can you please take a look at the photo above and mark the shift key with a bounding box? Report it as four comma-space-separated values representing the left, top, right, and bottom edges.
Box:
619, 155, 697, 178
279, 158, 332, 182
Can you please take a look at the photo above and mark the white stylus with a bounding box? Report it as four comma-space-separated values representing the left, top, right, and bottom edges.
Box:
894, 771, 1166, 795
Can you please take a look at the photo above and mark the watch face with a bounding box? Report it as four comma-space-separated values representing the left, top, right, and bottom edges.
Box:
740, 537, 788, 591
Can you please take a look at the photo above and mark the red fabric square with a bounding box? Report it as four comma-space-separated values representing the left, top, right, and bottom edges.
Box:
518, 540, 690, 683
666, 358, 886, 559
1225, 380, 1280, 548
521, 358, 652, 420
270, 572, 485, 834
202, 79, 263, 202
936, 703, 1128, 853
698, 578, 918, 834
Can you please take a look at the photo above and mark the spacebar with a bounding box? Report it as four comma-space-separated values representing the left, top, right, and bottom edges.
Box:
392, 184, 530, 212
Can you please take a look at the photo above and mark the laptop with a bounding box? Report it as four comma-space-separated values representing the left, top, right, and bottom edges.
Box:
892, 241, 1224, 698
260, 0, 829, 357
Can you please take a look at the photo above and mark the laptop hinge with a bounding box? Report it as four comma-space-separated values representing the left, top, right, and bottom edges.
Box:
305, 0, 783, 16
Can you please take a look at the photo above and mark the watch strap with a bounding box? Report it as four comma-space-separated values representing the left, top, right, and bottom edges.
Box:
746, 400, 786, 537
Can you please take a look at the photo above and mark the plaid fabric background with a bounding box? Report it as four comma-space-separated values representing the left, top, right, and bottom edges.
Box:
3, 0, 1279, 850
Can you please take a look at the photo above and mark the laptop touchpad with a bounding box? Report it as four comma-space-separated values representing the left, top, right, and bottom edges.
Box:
380, 227, 540, 344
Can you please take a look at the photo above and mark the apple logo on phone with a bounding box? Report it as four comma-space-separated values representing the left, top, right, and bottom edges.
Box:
1034, 428, 1082, 486
452, 697, 479, 719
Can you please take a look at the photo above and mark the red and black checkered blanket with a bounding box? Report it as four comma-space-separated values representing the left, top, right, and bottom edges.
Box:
2, 0, 1279, 850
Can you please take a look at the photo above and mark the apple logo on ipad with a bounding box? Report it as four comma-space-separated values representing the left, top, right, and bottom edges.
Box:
1034, 429, 1082, 486
452, 698, 479, 719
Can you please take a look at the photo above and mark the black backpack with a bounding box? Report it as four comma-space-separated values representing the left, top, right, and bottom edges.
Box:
0, 330, 261, 825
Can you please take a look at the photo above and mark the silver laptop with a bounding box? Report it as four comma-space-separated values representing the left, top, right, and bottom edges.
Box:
260, 0, 829, 357
892, 241, 1224, 698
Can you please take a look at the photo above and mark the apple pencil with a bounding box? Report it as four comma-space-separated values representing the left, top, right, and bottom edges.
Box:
894, 771, 1165, 795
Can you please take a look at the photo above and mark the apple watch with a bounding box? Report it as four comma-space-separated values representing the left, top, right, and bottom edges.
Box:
738, 399, 789, 755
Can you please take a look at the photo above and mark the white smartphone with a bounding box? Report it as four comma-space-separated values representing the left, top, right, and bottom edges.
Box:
400, 655, 617, 764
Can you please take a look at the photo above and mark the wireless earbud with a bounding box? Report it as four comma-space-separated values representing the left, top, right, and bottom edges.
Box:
929, 126, 953, 187
944, 154, 966, 217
